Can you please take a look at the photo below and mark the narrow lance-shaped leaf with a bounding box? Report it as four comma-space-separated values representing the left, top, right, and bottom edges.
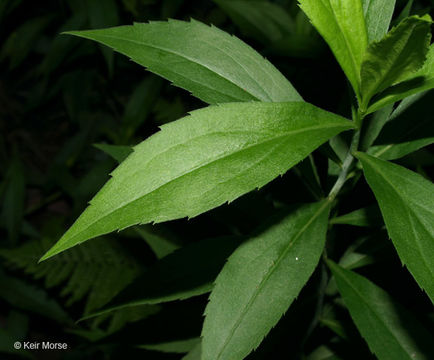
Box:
299, 0, 368, 98
360, 15, 432, 110
356, 152, 434, 302
65, 19, 302, 104
362, 0, 396, 42
328, 261, 434, 360
202, 201, 331, 360
41, 102, 353, 260
367, 45, 434, 114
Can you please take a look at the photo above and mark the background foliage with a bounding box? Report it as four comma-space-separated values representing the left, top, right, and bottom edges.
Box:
1, 0, 433, 359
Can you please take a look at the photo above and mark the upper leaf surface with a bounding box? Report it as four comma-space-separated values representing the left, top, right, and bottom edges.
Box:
360, 15, 432, 109
65, 19, 302, 104
328, 261, 434, 360
299, 0, 368, 97
202, 202, 331, 360
41, 102, 353, 260
356, 152, 434, 302
367, 44, 434, 114
362, 0, 396, 42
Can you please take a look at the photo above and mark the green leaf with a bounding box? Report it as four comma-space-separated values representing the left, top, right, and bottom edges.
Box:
362, 0, 396, 42
138, 338, 200, 354
182, 342, 202, 360
121, 76, 163, 141
80, 236, 241, 321
299, 0, 368, 97
367, 90, 434, 160
330, 205, 382, 227
94, 143, 133, 163
134, 225, 180, 259
328, 261, 434, 360
65, 19, 302, 104
360, 15, 432, 110
360, 103, 393, 150
394, 0, 414, 25
366, 44, 434, 114
202, 201, 331, 360
355, 152, 434, 302
368, 138, 434, 160
214, 0, 294, 43
338, 233, 390, 270
41, 102, 353, 260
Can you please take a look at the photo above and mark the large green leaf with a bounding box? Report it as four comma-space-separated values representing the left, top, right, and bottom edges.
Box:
202, 201, 331, 360
356, 152, 434, 302
360, 15, 432, 110
65, 19, 302, 104
367, 45, 434, 114
362, 0, 396, 42
299, 0, 368, 97
41, 102, 353, 260
328, 261, 434, 360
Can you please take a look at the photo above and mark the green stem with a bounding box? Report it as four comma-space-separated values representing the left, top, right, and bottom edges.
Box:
327, 110, 363, 201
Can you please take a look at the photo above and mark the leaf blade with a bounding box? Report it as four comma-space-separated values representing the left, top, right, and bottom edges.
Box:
328, 261, 434, 360
366, 45, 434, 113
360, 15, 432, 109
202, 202, 331, 360
362, 0, 396, 42
41, 102, 353, 260
299, 0, 368, 97
65, 19, 302, 104
356, 152, 434, 302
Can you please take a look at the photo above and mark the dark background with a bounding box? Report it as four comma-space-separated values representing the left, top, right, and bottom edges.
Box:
1, 0, 433, 359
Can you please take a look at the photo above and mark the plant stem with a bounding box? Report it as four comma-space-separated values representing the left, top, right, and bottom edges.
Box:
327, 109, 363, 201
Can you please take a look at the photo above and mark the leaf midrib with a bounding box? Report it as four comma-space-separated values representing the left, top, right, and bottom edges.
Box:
214, 200, 330, 360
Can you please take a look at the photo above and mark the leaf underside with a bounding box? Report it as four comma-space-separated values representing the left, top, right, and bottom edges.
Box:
362, 0, 396, 43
